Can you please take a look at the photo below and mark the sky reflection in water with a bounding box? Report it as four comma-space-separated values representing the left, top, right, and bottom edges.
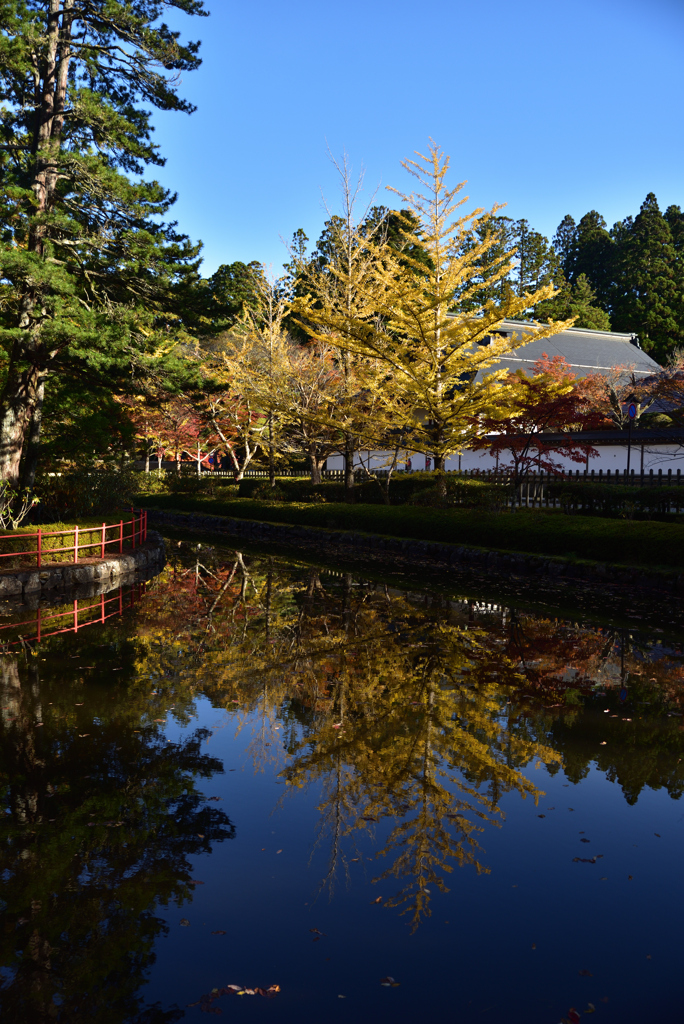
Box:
1, 542, 683, 1023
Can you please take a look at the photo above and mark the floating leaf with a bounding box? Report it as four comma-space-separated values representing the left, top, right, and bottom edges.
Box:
537, 814, 546, 818
180, 918, 190, 927
211, 930, 227, 935
578, 969, 593, 976
371, 896, 383, 904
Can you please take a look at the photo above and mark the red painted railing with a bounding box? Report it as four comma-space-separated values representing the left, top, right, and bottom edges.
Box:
0, 508, 148, 569
0, 583, 147, 647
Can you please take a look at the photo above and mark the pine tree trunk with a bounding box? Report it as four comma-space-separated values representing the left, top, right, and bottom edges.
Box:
19, 378, 45, 491
344, 434, 355, 503
0, 349, 43, 487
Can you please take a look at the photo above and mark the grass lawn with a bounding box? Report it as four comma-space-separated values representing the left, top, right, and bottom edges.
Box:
135, 494, 684, 573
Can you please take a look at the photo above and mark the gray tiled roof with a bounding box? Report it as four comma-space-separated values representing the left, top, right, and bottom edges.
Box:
479, 321, 661, 379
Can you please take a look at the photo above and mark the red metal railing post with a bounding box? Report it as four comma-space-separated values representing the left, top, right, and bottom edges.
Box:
74, 525, 79, 564
144, 510, 147, 541
119, 520, 123, 554
131, 507, 136, 550
37, 527, 41, 569
101, 522, 105, 559
101, 592, 105, 623
73, 599, 78, 631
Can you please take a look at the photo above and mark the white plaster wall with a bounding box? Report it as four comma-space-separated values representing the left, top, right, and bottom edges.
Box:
327, 444, 684, 475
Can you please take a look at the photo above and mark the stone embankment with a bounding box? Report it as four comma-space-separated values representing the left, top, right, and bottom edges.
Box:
145, 510, 683, 595
0, 530, 165, 602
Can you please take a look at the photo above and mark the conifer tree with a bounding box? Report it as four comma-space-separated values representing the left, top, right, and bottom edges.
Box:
294, 143, 573, 478
0, 0, 208, 486
610, 194, 683, 361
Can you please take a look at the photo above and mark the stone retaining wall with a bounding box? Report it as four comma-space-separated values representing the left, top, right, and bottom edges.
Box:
0, 531, 165, 600
146, 511, 683, 595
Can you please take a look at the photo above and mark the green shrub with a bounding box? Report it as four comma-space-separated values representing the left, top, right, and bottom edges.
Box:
35, 467, 139, 522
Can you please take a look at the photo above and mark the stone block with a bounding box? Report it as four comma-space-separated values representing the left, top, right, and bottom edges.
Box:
0, 575, 22, 597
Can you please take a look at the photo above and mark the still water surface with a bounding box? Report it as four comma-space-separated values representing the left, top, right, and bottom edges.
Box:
2, 541, 684, 1023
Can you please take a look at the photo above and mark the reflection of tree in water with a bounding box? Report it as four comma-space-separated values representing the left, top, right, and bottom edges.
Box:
136, 550, 560, 929
116, 544, 684, 926
0, 653, 234, 1023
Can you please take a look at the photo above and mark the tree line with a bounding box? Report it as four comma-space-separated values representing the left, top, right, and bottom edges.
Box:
1, 1, 682, 514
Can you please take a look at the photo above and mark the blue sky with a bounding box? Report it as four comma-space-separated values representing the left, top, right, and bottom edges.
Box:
153, 0, 684, 277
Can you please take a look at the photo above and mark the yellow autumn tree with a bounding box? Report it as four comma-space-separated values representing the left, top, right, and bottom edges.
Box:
294, 142, 575, 479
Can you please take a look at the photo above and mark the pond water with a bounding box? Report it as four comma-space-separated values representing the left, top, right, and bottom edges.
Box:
2, 540, 684, 1024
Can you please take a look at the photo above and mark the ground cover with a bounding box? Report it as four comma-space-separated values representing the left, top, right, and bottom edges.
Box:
135, 494, 684, 572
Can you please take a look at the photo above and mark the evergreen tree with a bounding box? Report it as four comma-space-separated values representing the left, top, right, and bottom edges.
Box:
573, 210, 614, 302
0, 0, 208, 486
553, 214, 578, 281
511, 218, 558, 300
207, 260, 265, 324
610, 193, 682, 361
536, 273, 612, 330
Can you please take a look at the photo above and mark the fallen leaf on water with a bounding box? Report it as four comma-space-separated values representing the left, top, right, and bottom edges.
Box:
580, 838, 591, 843
578, 969, 593, 976
310, 928, 326, 939
78, 734, 90, 738
207, 796, 221, 801
197, 834, 204, 839
211, 930, 226, 935
654, 833, 661, 837
599, 741, 607, 746
531, 943, 536, 949
350, 857, 359, 861
600, 876, 608, 880
380, 976, 400, 987
338, 994, 346, 999
180, 918, 190, 927
538, 814, 546, 818
276, 849, 283, 854
361, 816, 378, 822
585, 1005, 596, 1015
188, 880, 205, 886
371, 896, 383, 904
628, 875, 633, 880
646, 954, 652, 959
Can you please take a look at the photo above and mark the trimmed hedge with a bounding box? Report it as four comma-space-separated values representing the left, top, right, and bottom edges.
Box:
136, 494, 684, 571
548, 482, 684, 517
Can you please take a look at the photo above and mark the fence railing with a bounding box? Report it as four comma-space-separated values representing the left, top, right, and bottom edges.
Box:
179, 465, 684, 487
0, 508, 148, 570
0, 583, 147, 647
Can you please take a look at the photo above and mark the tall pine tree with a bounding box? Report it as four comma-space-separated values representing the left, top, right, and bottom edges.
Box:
0, 0, 208, 486
610, 194, 682, 361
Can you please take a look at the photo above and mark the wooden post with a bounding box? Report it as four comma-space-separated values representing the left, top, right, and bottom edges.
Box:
74, 525, 79, 564
37, 527, 41, 569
